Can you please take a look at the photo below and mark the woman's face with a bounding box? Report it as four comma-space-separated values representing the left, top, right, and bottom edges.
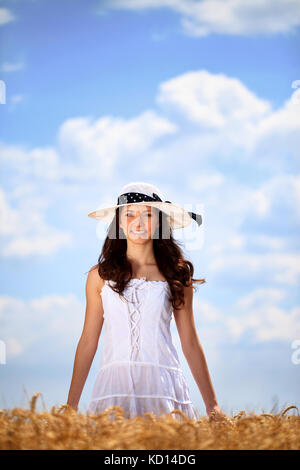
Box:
119, 204, 159, 242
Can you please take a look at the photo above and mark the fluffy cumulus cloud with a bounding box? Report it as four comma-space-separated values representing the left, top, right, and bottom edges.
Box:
56, 110, 177, 181
0, 109, 176, 257
192, 172, 300, 286
157, 70, 271, 128
0, 186, 72, 258
0, 7, 15, 25
183, 287, 300, 347
0, 110, 176, 184
226, 288, 300, 343
0, 293, 85, 365
101, 0, 300, 37
156, 70, 300, 170
0, 142, 61, 182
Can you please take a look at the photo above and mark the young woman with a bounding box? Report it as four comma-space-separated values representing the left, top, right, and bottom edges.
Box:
67, 182, 227, 421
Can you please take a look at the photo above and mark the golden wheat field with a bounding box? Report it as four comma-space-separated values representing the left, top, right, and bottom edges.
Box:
0, 393, 299, 450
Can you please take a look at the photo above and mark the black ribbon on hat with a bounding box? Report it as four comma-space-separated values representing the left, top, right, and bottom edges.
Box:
117, 192, 202, 226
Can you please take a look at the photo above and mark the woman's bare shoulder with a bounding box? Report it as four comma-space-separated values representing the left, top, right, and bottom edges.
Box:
87, 265, 105, 291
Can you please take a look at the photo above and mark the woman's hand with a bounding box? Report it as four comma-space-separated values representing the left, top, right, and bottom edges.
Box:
206, 404, 228, 422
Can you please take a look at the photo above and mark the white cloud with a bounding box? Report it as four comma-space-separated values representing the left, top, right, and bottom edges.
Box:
253, 174, 300, 220
0, 142, 61, 181
1, 69, 298, 185
241, 234, 286, 251
0, 293, 84, 363
2, 232, 72, 258
189, 172, 225, 191
6, 94, 26, 112
6, 337, 23, 357
1, 61, 25, 72
10, 94, 25, 104
102, 0, 300, 37
0, 109, 176, 257
209, 252, 300, 285
188, 287, 300, 344
215, 173, 300, 225
187, 171, 300, 287
0, 186, 72, 258
1, 111, 176, 187
226, 288, 300, 342
156, 70, 271, 129
57, 110, 177, 181
172, 285, 300, 353
235, 287, 287, 309
151, 31, 168, 41
193, 297, 222, 322
0, 7, 15, 25
242, 88, 300, 171
0, 187, 19, 236
152, 70, 300, 176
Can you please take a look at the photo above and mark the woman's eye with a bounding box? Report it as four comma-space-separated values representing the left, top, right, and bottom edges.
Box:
126, 213, 152, 217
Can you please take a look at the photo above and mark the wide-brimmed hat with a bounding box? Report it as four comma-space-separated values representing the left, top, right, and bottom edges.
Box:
88, 182, 202, 230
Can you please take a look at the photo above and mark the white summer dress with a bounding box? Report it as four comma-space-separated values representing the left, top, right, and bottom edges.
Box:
87, 277, 201, 421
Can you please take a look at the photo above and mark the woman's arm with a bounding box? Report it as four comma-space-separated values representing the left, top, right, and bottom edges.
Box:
183, 342, 221, 415
173, 280, 227, 420
67, 267, 104, 411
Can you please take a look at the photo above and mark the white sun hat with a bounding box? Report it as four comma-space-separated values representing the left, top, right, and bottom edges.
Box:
87, 182, 202, 230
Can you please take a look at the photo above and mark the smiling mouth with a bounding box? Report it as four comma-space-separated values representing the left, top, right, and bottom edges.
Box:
131, 230, 147, 235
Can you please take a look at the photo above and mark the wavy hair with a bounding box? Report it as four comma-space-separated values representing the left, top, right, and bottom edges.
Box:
89, 205, 205, 310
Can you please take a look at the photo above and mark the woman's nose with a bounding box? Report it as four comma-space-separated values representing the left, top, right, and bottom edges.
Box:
132, 216, 144, 229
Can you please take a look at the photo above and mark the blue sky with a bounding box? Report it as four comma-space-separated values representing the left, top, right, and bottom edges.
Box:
0, 0, 300, 416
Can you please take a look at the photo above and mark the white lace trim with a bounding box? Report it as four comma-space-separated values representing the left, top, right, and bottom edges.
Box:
89, 394, 192, 404
98, 360, 183, 373
130, 277, 167, 283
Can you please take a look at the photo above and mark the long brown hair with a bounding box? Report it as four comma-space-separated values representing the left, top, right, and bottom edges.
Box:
89, 205, 205, 310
